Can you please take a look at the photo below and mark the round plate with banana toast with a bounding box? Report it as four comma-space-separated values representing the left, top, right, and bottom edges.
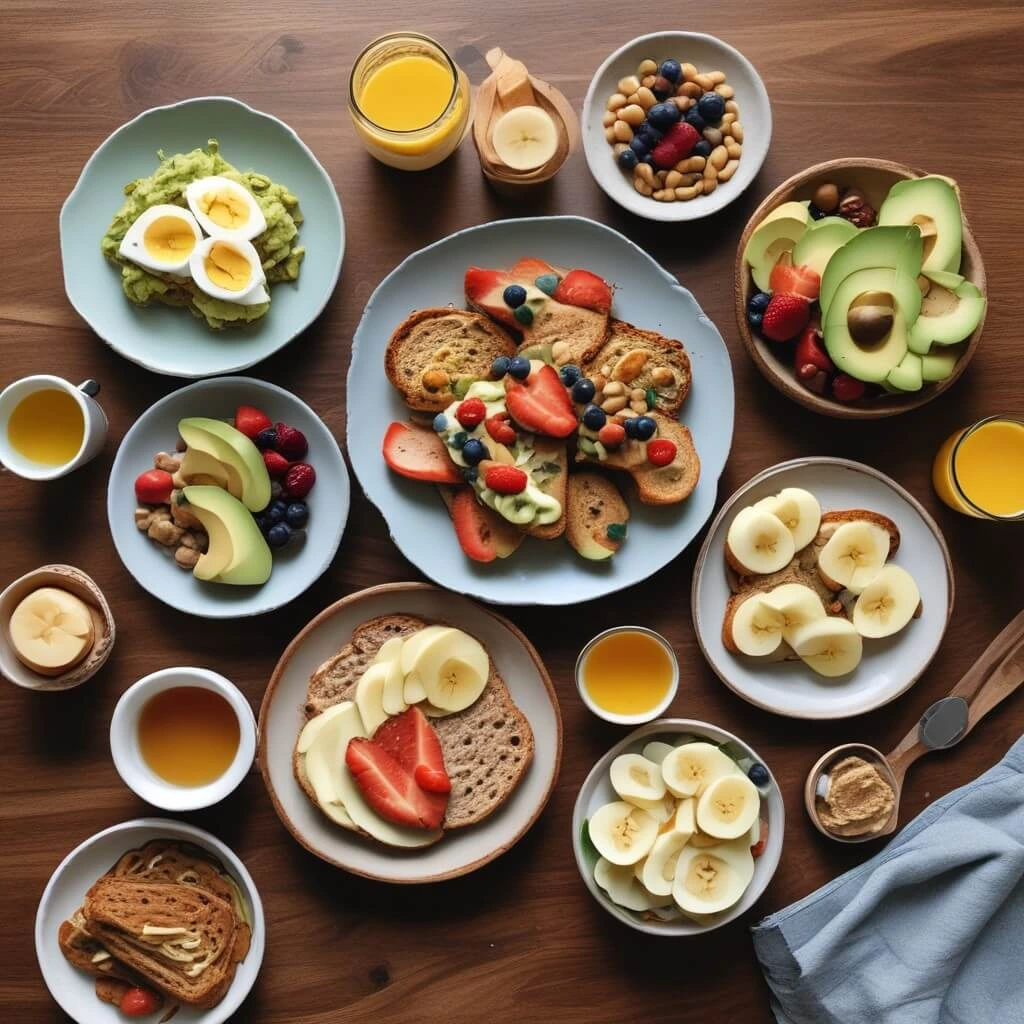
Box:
258, 582, 562, 882
35, 818, 264, 1024
692, 457, 953, 719
348, 215, 733, 606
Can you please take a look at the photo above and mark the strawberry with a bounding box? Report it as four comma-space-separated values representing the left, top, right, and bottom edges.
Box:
483, 464, 528, 495
284, 462, 316, 498
382, 422, 462, 483
375, 707, 451, 797
262, 450, 290, 477
551, 269, 612, 313
234, 405, 271, 440
761, 293, 810, 342
274, 422, 308, 460
448, 488, 522, 562
794, 325, 833, 373
769, 256, 820, 301
651, 121, 700, 169
485, 413, 516, 445
511, 256, 558, 279
455, 397, 486, 428
832, 373, 867, 402
646, 438, 677, 467
119, 988, 162, 1017
464, 267, 520, 333
751, 822, 768, 858
346, 737, 445, 830
598, 422, 626, 448
134, 469, 173, 505
504, 363, 577, 438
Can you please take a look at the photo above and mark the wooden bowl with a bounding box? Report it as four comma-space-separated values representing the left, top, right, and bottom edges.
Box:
733, 158, 987, 419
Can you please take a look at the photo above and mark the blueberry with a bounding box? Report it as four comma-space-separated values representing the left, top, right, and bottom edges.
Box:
617, 147, 639, 171
432, 412, 448, 432
639, 154, 656, 166
255, 427, 277, 450
264, 499, 287, 525
513, 303, 534, 327
571, 378, 596, 404
748, 763, 770, 787
450, 430, 468, 450
658, 59, 682, 83
748, 311, 763, 332
684, 107, 706, 132
697, 92, 725, 124
582, 404, 607, 430
748, 291, 771, 316
559, 364, 581, 386
635, 122, 663, 148
267, 522, 292, 548
508, 356, 531, 380
503, 284, 527, 308
463, 466, 478, 483
254, 513, 268, 533
646, 102, 680, 130
490, 355, 511, 379
285, 501, 308, 528
629, 136, 650, 158
623, 417, 640, 439
692, 139, 712, 158
634, 416, 657, 441
535, 273, 560, 295
808, 202, 827, 221
461, 438, 486, 466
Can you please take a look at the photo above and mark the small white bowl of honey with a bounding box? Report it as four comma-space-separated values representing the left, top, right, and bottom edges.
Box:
576, 626, 680, 725
110, 667, 256, 811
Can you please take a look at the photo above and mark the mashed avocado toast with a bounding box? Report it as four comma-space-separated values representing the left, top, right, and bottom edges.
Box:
101, 139, 305, 330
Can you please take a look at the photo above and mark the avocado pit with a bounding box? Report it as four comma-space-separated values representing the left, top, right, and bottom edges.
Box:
847, 291, 895, 346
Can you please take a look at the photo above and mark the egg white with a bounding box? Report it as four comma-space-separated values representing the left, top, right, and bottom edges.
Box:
185, 175, 267, 241
188, 235, 269, 306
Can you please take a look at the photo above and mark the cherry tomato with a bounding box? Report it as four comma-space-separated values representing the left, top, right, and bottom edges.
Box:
645, 438, 677, 467
119, 987, 161, 1016
134, 469, 174, 505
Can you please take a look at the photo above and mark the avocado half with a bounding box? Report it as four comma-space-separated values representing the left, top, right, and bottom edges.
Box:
878, 176, 963, 274
743, 200, 811, 293
791, 217, 858, 278
909, 276, 986, 353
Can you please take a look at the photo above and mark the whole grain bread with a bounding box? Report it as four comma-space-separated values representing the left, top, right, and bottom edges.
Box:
565, 472, 629, 559
385, 308, 516, 413
513, 302, 610, 366
58, 912, 141, 987
524, 437, 568, 540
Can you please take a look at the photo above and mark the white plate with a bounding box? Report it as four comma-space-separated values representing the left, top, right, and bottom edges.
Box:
692, 458, 954, 719
258, 582, 562, 882
107, 376, 349, 618
347, 215, 734, 606
35, 817, 264, 1024
572, 719, 784, 935
582, 33, 771, 221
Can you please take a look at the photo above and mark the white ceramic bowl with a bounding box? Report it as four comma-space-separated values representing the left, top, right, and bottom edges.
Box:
35, 817, 264, 1024
572, 719, 784, 935
110, 667, 256, 811
582, 32, 771, 221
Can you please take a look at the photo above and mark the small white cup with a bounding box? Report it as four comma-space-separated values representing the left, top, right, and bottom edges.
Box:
0, 374, 108, 480
110, 667, 256, 812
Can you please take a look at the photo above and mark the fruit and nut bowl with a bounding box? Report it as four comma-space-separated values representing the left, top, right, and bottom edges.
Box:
735, 158, 987, 418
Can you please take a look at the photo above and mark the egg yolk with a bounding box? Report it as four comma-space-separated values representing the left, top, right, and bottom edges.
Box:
204, 242, 252, 291
142, 216, 197, 263
198, 187, 250, 230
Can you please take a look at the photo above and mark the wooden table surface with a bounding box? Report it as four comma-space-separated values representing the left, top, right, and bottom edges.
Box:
3, 2, 1024, 1021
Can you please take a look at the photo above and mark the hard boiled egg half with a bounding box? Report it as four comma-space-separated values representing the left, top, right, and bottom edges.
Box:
188, 236, 269, 305
185, 175, 267, 240
118, 205, 203, 276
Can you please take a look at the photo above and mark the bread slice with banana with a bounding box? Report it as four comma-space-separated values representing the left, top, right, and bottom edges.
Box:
565, 472, 629, 560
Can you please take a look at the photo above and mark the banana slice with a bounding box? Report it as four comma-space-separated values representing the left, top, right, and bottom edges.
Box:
354, 662, 389, 735
398, 626, 450, 675
661, 742, 738, 799
595, 857, 672, 912
817, 521, 891, 594
8, 587, 95, 675
640, 792, 678, 825
852, 565, 921, 638
726, 506, 796, 575
408, 628, 489, 712
790, 616, 864, 677
491, 105, 559, 171
759, 583, 827, 644
373, 637, 408, 716
672, 839, 755, 915
640, 831, 691, 897
754, 487, 822, 551
729, 595, 785, 657
674, 797, 696, 838
610, 754, 667, 806
404, 670, 427, 704
642, 741, 676, 766
588, 801, 659, 865
696, 774, 761, 840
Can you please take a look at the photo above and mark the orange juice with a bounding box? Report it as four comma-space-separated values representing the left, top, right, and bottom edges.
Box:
932, 417, 1024, 520
580, 629, 677, 718
6, 388, 84, 465
359, 55, 454, 132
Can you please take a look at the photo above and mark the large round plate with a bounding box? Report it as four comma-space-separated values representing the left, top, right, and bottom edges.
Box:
692, 458, 954, 718
258, 582, 562, 882
347, 215, 734, 606
107, 376, 349, 618
35, 817, 265, 1024
61, 96, 344, 378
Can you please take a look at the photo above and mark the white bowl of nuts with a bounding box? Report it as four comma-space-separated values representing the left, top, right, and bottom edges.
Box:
582, 32, 771, 221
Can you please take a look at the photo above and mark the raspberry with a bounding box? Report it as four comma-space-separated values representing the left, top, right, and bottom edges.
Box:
284, 462, 316, 498
274, 422, 308, 460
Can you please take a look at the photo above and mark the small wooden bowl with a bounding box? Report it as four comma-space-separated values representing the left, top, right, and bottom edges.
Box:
0, 565, 115, 691
734, 158, 987, 419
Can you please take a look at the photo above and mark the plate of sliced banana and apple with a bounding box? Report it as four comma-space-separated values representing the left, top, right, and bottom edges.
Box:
691, 457, 954, 720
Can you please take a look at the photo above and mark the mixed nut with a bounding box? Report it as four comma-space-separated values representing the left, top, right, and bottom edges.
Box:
134, 451, 210, 571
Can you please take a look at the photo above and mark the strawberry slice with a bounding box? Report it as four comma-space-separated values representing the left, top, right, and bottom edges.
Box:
769, 255, 820, 301
447, 487, 523, 562
346, 737, 444, 830
376, 708, 452, 797
464, 267, 520, 332
504, 363, 577, 438
383, 422, 462, 483
552, 269, 612, 313
511, 256, 558, 279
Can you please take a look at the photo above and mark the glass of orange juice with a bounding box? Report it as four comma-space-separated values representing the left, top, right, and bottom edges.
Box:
348, 32, 471, 171
932, 416, 1024, 520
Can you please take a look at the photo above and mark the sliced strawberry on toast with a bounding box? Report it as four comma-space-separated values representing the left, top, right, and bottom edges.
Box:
464, 267, 521, 334
510, 256, 559, 279
504, 363, 577, 438
375, 707, 452, 796
440, 487, 524, 562
346, 737, 446, 830
383, 421, 463, 484
552, 269, 612, 313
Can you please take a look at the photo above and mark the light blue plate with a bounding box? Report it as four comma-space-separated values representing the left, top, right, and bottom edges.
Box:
347, 216, 734, 607
107, 377, 349, 618
61, 96, 344, 378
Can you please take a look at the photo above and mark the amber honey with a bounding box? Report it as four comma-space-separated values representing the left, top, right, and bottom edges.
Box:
138, 686, 240, 787
6, 388, 84, 465
580, 629, 676, 717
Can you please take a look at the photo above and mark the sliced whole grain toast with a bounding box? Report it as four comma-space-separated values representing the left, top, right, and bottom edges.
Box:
565, 472, 629, 560
298, 614, 534, 833
385, 308, 517, 413
513, 301, 610, 366
58, 912, 142, 987
582, 320, 693, 416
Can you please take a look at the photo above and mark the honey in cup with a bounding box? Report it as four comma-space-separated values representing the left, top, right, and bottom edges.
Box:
932, 416, 1024, 520
580, 629, 677, 719
137, 686, 240, 787
6, 388, 84, 466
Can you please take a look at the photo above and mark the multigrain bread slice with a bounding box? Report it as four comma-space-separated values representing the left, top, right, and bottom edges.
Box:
58, 911, 141, 986
583, 320, 693, 416
565, 472, 629, 560
385, 308, 517, 413
298, 614, 534, 832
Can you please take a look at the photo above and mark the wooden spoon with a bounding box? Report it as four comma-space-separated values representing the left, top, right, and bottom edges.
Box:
804, 607, 1024, 843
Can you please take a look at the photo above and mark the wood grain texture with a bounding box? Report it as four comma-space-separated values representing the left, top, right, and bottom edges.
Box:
1, 2, 1023, 1021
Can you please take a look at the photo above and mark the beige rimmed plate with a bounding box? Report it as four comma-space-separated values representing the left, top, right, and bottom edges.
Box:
691, 457, 954, 719
257, 582, 562, 882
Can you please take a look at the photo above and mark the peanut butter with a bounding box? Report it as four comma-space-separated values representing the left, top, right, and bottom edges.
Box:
816, 755, 895, 837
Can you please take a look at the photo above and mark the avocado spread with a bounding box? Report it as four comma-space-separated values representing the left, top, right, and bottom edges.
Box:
101, 140, 304, 329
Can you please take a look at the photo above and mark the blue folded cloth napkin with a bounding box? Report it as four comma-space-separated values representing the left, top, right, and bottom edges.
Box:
752, 734, 1024, 1024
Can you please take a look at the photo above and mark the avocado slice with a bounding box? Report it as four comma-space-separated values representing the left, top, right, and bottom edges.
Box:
910, 279, 986, 352
886, 352, 924, 392
743, 201, 811, 292
178, 417, 271, 512
178, 446, 244, 498
921, 346, 963, 382
792, 217, 859, 278
878, 176, 963, 274
183, 485, 272, 586
923, 268, 965, 291
820, 226, 924, 318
